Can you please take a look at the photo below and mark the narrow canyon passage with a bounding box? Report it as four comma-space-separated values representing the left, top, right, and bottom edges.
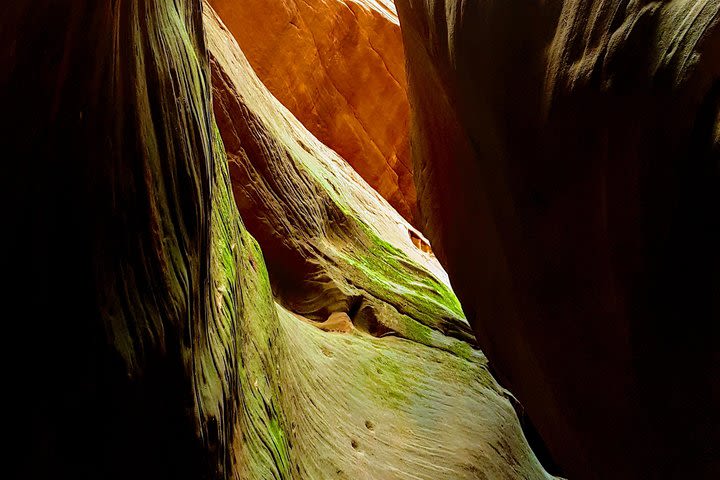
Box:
2, 1, 717, 480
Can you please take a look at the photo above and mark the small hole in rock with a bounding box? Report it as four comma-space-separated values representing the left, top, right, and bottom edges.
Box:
351, 439, 359, 450
364, 420, 375, 431
408, 229, 433, 254
354, 305, 394, 338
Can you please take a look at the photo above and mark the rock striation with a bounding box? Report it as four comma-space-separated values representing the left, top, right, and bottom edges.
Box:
395, 0, 720, 478
205, 5, 552, 477
208, 11, 469, 347
2, 1, 553, 479
2, 1, 246, 477
208, 0, 417, 223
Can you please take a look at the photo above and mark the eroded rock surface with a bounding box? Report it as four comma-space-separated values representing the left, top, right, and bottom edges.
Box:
1, 0, 555, 477
207, 4, 471, 349
204, 5, 553, 478
2, 1, 251, 477
209, 0, 417, 223
395, 0, 720, 478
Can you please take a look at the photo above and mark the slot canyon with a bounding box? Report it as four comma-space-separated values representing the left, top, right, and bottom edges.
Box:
2, 1, 717, 479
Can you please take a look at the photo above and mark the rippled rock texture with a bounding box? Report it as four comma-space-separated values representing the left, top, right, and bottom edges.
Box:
395, 0, 720, 478
209, 0, 417, 223
2, 0, 551, 478
205, 5, 551, 478
3, 1, 245, 477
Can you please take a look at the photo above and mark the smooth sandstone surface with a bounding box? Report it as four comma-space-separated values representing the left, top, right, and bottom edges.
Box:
3, 0, 550, 477
12, 0, 716, 477
395, 0, 720, 478
209, 0, 417, 223
207, 3, 470, 346
204, 5, 553, 478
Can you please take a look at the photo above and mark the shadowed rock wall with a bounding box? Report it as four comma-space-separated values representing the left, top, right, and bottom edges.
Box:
395, 0, 720, 478
2, 1, 242, 477
1, 1, 553, 478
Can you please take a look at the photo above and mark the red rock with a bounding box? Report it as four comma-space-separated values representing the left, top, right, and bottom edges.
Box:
209, 0, 417, 223
205, 6, 553, 477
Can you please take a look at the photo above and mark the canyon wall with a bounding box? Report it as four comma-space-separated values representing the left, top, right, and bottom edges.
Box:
2, 1, 243, 477
205, 5, 551, 478
2, 1, 551, 478
209, 0, 417, 223
395, 0, 720, 478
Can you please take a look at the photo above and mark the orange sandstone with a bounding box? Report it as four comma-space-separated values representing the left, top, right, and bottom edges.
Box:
209, 0, 416, 223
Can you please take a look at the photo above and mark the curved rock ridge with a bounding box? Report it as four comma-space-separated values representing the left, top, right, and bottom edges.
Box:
209, 0, 417, 223
2, 1, 259, 477
4, 0, 552, 478
204, 5, 554, 478
395, 0, 720, 478
269, 304, 553, 479
206, 4, 475, 351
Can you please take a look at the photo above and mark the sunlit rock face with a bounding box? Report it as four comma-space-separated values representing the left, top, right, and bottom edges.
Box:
395, 0, 720, 478
203, 5, 554, 478
209, 0, 417, 223
208, 7, 466, 344
4, 0, 551, 477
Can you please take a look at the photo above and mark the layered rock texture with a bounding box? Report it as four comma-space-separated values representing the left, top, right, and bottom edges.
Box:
9, 0, 712, 477
2, 1, 551, 479
204, 5, 551, 478
207, 6, 467, 347
3, 1, 242, 477
395, 0, 720, 478
209, 0, 417, 223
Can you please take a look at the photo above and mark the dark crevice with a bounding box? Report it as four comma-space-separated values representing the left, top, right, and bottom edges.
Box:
487, 363, 566, 478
